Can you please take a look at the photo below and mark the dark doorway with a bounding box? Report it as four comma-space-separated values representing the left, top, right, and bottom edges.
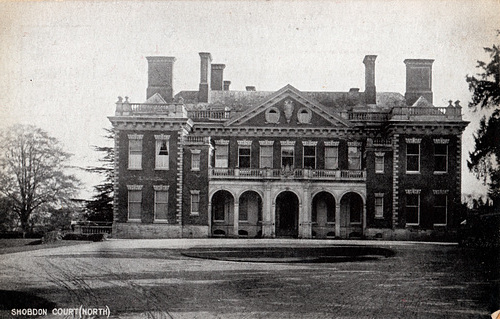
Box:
275, 191, 299, 237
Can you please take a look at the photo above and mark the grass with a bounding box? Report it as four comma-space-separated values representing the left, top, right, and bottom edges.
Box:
0, 238, 91, 255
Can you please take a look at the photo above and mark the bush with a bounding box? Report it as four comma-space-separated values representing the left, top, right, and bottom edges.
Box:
0, 231, 44, 239
42, 231, 62, 244
62, 233, 106, 242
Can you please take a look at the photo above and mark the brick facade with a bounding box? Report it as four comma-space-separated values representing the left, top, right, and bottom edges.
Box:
109, 53, 468, 240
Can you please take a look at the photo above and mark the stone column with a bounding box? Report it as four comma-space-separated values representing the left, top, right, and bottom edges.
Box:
233, 203, 239, 238
335, 203, 341, 238
300, 184, 312, 238
262, 183, 273, 237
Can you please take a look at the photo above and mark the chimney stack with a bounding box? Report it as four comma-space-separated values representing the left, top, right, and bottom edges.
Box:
223, 81, 231, 91
404, 59, 434, 105
211, 64, 225, 91
146, 56, 176, 102
198, 52, 212, 102
246, 86, 256, 91
363, 55, 377, 105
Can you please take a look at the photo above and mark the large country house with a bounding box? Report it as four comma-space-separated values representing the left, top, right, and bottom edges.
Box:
108, 53, 468, 240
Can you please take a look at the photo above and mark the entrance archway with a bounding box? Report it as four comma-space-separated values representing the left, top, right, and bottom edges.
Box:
340, 192, 364, 238
312, 192, 336, 238
211, 190, 234, 237
238, 191, 263, 237
275, 191, 299, 237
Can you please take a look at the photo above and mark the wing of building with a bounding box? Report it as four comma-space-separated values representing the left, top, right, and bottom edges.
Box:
108, 53, 468, 240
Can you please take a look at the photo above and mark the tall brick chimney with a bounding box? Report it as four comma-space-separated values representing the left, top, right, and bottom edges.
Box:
198, 52, 212, 102
363, 55, 377, 105
404, 59, 434, 105
211, 64, 225, 91
146, 56, 176, 102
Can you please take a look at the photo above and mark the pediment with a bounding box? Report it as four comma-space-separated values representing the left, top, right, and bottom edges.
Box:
145, 93, 167, 104
226, 85, 351, 128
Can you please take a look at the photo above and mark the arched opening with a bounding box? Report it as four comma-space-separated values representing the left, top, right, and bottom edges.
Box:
275, 191, 299, 237
238, 191, 263, 238
312, 192, 336, 238
340, 192, 364, 238
211, 190, 234, 237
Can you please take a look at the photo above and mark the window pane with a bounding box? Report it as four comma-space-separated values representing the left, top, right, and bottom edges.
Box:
434, 145, 447, 172
260, 146, 273, 168
156, 140, 169, 169
325, 146, 338, 170
407, 155, 419, 172
407, 144, 419, 155
155, 191, 168, 220
348, 146, 361, 170
129, 140, 142, 169
128, 190, 141, 220
406, 194, 419, 224
375, 196, 384, 218
239, 147, 251, 168
215, 145, 228, 168
281, 146, 294, 167
191, 194, 200, 213
434, 195, 447, 225
375, 156, 384, 172
192, 153, 200, 170
304, 146, 315, 156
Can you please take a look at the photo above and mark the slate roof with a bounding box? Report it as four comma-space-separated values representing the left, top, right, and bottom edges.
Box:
175, 89, 405, 112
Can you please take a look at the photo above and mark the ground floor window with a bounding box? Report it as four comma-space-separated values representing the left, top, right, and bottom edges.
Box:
154, 188, 169, 221
406, 193, 420, 225
191, 190, 200, 215
433, 194, 447, 225
127, 185, 143, 221
375, 193, 384, 219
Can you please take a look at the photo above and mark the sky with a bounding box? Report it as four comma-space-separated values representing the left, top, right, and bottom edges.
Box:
1, 0, 499, 199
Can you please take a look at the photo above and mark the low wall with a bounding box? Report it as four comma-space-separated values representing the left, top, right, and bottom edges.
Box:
113, 223, 209, 239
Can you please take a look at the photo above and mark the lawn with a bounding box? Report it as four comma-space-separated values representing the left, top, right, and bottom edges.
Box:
0, 238, 90, 255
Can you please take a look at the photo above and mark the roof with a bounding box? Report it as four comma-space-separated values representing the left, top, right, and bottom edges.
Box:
175, 89, 405, 112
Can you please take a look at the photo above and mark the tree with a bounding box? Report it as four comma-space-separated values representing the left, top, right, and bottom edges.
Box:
84, 128, 114, 222
466, 31, 500, 206
0, 124, 80, 235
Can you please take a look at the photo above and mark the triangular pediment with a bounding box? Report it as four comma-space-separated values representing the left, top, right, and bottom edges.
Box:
145, 93, 167, 104
225, 84, 352, 127
412, 96, 434, 108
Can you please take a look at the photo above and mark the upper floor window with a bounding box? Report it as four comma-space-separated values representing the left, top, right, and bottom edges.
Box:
375, 152, 385, 173
191, 150, 201, 171
259, 143, 273, 168
237, 140, 252, 168
281, 145, 294, 168
324, 141, 339, 170
128, 134, 143, 170
155, 134, 170, 170
214, 140, 229, 168
406, 138, 421, 173
405, 189, 421, 226
154, 185, 169, 222
127, 185, 143, 221
303, 141, 317, 169
348, 142, 361, 170
434, 139, 449, 173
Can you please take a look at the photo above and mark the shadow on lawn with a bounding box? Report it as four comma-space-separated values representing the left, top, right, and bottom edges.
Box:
0, 290, 57, 310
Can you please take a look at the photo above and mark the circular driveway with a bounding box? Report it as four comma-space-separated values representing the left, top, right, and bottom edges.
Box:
0, 239, 497, 318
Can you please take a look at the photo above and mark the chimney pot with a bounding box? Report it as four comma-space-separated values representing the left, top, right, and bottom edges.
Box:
223, 81, 231, 91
